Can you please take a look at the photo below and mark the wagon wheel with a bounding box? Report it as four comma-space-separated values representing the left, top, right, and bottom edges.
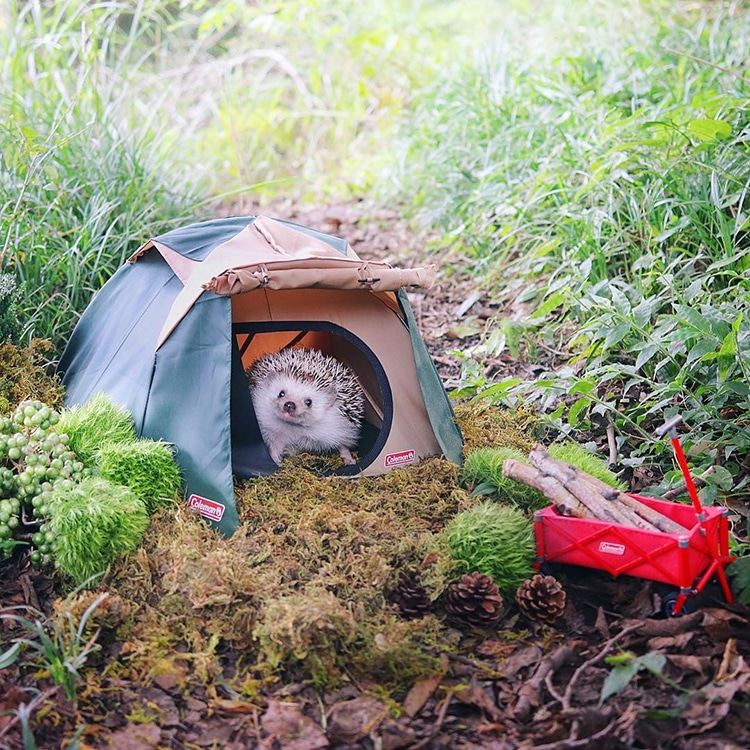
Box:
662, 589, 698, 618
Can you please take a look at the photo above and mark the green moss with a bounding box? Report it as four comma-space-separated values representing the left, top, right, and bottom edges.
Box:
48, 476, 150, 586
445, 501, 536, 598
462, 446, 547, 511
0, 341, 64, 415
96, 440, 183, 513
548, 442, 624, 490
57, 393, 137, 466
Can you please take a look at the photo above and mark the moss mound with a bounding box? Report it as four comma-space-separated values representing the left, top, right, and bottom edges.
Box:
48, 476, 150, 586
445, 501, 536, 598
56, 393, 137, 466
462, 438, 624, 514
463, 445, 547, 511
548, 442, 624, 490
101, 405, 585, 694
0, 341, 64, 415
96, 440, 183, 513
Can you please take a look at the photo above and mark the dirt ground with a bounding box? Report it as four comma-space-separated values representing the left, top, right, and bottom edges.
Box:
1, 200, 749, 750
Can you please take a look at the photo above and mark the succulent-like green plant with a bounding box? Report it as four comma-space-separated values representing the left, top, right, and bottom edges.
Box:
445, 501, 536, 598
56, 393, 137, 466
47, 477, 149, 586
96, 440, 183, 513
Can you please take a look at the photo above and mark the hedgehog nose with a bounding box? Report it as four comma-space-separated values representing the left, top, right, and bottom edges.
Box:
283, 401, 296, 414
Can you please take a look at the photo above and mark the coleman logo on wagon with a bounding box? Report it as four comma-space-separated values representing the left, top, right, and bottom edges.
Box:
598, 542, 626, 556
188, 494, 225, 522
385, 449, 416, 468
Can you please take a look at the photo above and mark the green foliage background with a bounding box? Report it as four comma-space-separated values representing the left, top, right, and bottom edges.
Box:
1, 0, 748, 508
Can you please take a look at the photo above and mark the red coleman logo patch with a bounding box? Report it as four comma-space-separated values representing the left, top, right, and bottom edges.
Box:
385, 449, 416, 468
188, 494, 225, 522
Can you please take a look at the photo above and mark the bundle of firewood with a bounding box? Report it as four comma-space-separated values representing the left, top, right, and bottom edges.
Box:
502, 444, 687, 534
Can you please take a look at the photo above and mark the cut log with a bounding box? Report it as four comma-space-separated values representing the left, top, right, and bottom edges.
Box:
528, 444, 686, 533
502, 460, 590, 518
528, 445, 639, 526
615, 494, 687, 534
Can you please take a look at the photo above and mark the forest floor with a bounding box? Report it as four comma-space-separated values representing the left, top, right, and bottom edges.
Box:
1, 200, 750, 750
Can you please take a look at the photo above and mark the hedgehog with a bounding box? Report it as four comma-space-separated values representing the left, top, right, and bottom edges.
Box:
246, 347, 365, 466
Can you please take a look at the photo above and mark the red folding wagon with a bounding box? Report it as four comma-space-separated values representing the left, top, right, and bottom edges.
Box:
533, 415, 735, 616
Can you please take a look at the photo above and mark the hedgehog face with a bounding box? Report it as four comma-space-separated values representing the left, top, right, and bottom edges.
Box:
264, 374, 337, 428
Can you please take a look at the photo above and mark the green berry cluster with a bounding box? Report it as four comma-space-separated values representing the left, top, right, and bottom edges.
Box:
0, 399, 91, 564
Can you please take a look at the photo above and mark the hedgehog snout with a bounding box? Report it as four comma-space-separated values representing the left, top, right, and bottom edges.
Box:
283, 400, 297, 414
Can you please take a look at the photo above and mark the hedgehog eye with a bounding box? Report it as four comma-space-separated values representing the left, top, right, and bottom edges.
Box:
304, 398, 312, 407
278, 390, 285, 399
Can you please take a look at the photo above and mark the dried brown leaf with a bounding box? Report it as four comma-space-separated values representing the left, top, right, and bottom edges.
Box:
260, 700, 328, 750
454, 679, 503, 722
326, 696, 388, 744
402, 673, 443, 718
106, 722, 161, 750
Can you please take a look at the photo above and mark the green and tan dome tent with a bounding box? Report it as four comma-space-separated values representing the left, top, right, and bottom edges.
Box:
58, 215, 463, 536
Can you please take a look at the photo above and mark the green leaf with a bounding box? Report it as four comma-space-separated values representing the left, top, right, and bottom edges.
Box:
674, 305, 716, 337
727, 557, 750, 605
0, 641, 21, 669
599, 659, 640, 705
687, 118, 732, 143
639, 652, 667, 674
610, 286, 631, 315
568, 397, 590, 426
604, 321, 631, 349
686, 338, 718, 364
569, 379, 596, 396
722, 381, 750, 397
530, 291, 566, 320
704, 465, 734, 491
632, 299, 655, 328
599, 651, 666, 706
635, 343, 659, 370
653, 215, 691, 243
683, 279, 703, 304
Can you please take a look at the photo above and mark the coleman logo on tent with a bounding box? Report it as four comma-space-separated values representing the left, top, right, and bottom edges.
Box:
188, 494, 226, 522
385, 449, 416, 468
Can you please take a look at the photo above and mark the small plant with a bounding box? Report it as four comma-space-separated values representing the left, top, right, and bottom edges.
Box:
0, 274, 22, 344
0, 592, 108, 703
726, 556, 750, 606
96, 439, 182, 514
56, 394, 137, 466
48, 477, 149, 586
599, 650, 678, 706
0, 399, 91, 565
445, 501, 536, 598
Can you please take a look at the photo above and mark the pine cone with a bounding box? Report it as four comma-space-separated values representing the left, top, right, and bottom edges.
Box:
391, 572, 432, 619
445, 572, 504, 626
516, 574, 566, 624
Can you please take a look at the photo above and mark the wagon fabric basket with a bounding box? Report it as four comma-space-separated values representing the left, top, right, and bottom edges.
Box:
58, 215, 463, 536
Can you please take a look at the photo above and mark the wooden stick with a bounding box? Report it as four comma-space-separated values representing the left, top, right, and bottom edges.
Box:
615, 494, 687, 534
529, 444, 686, 534
662, 466, 716, 501
502, 460, 590, 518
528, 445, 638, 527
561, 462, 687, 533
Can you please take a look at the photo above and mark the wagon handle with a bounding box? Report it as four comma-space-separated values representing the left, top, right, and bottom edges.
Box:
654, 414, 683, 438
655, 414, 704, 515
